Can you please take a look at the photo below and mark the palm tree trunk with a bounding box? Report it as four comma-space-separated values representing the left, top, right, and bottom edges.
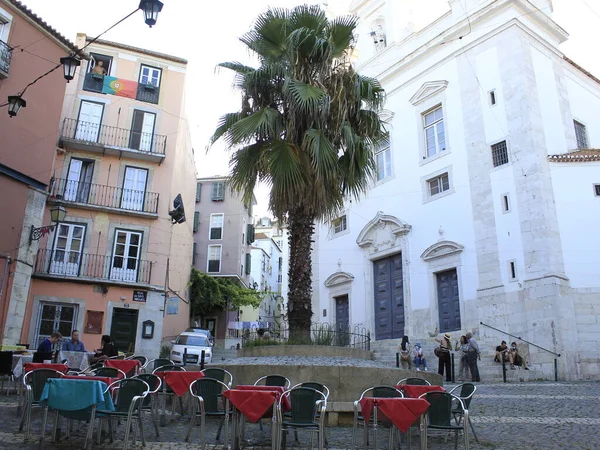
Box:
287, 208, 314, 341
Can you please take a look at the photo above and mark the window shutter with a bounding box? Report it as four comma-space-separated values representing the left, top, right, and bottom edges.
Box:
130, 110, 145, 150
192, 242, 197, 265
211, 182, 224, 201
246, 224, 255, 244
195, 183, 202, 202
245, 253, 251, 274
193, 211, 199, 232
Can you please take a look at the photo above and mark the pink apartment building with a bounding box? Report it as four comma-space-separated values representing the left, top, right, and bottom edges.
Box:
18, 33, 195, 356
0, 0, 77, 345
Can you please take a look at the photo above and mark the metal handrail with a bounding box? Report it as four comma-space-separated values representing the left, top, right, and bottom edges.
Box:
480, 321, 561, 357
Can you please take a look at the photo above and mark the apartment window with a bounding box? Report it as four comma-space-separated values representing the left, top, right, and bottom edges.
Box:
50, 223, 86, 276
121, 166, 148, 211
489, 90, 497, 106
332, 215, 347, 234
211, 182, 225, 201
195, 183, 202, 202
193, 211, 199, 233
207, 245, 222, 273
423, 106, 446, 157
139, 64, 161, 87
574, 120, 588, 149
88, 53, 112, 75
64, 158, 94, 203
277, 274, 283, 284
501, 194, 510, 213
277, 239, 283, 248
209, 213, 224, 240
110, 230, 143, 282
509, 260, 517, 281
130, 110, 156, 153
375, 143, 392, 181
278, 257, 283, 271
245, 253, 251, 275
428, 173, 450, 197
35, 303, 78, 350
594, 184, 600, 197
491, 140, 509, 167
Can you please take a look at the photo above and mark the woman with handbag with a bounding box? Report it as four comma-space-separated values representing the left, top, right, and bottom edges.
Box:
398, 335, 412, 370
435, 333, 452, 382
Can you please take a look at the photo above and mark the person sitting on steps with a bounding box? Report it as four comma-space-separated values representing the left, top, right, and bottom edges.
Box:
509, 341, 530, 370
399, 335, 412, 370
495, 340, 509, 363
413, 343, 428, 371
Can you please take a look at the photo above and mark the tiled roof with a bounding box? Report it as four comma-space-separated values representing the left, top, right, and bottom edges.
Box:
87, 38, 188, 65
7, 0, 78, 53
254, 232, 269, 240
563, 57, 600, 86
548, 149, 600, 163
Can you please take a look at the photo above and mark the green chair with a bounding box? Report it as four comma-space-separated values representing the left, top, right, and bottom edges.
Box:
152, 365, 186, 419
291, 382, 330, 445
18, 369, 64, 439
145, 358, 173, 372
201, 367, 233, 388
185, 378, 230, 449
397, 377, 431, 385
449, 383, 479, 442
93, 367, 126, 378
255, 374, 291, 389
419, 391, 469, 450
277, 386, 326, 450
97, 378, 149, 450
133, 373, 162, 436
352, 386, 403, 449
129, 355, 148, 367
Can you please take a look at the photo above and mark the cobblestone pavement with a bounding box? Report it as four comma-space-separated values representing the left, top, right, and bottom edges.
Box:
0, 381, 598, 449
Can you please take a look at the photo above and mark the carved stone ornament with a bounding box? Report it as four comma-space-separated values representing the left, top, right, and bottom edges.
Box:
356, 211, 411, 251
324, 271, 355, 288
420, 240, 464, 261
409, 80, 449, 106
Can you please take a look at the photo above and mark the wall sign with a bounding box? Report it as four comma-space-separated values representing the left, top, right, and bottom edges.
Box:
142, 320, 154, 339
166, 297, 178, 315
133, 290, 147, 303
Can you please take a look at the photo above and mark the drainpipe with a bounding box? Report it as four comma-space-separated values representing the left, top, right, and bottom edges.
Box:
0, 253, 12, 303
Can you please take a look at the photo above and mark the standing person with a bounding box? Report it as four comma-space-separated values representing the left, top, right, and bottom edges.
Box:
466, 332, 481, 382
63, 330, 86, 352
90, 335, 118, 365
435, 333, 452, 382
455, 335, 470, 381
37, 331, 62, 353
413, 343, 428, 371
399, 335, 412, 370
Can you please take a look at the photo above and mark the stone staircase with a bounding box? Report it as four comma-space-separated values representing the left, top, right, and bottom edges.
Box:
370, 339, 551, 382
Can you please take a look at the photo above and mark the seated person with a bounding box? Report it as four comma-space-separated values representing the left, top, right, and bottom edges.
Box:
509, 342, 529, 370
494, 340, 509, 362
412, 343, 428, 371
90, 335, 118, 365
62, 330, 86, 352
37, 331, 62, 353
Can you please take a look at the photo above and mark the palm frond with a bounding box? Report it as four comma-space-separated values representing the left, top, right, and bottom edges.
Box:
289, 5, 327, 33
285, 78, 326, 115
230, 107, 282, 145
356, 75, 386, 110
327, 15, 358, 57
228, 142, 266, 205
208, 112, 245, 149
302, 128, 338, 179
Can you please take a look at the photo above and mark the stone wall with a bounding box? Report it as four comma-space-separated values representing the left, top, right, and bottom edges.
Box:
238, 345, 374, 360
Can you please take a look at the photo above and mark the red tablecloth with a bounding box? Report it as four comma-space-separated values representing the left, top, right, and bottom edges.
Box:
24, 362, 68, 374
161, 371, 205, 396
105, 359, 141, 376
236, 385, 286, 392
396, 385, 445, 398
360, 397, 430, 432
224, 390, 280, 423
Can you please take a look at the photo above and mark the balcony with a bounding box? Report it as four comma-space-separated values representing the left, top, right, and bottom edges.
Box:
59, 118, 167, 163
82, 73, 160, 104
0, 39, 11, 78
34, 249, 153, 286
49, 178, 159, 218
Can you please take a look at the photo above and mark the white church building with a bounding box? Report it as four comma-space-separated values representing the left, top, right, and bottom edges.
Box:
312, 0, 600, 380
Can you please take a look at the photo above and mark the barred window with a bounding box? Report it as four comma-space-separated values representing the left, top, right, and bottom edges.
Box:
574, 120, 588, 149
491, 141, 509, 167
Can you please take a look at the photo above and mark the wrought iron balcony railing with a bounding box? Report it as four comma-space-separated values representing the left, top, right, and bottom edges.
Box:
50, 178, 159, 214
60, 117, 167, 156
34, 249, 152, 285
0, 39, 12, 76
82, 73, 160, 104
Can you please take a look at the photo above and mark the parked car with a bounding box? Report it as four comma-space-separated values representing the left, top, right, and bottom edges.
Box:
170, 332, 213, 365
184, 327, 214, 344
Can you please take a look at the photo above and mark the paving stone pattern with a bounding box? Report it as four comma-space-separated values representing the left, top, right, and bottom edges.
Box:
0, 382, 598, 449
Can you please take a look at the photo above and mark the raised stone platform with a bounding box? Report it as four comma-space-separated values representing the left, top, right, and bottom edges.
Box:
237, 344, 374, 360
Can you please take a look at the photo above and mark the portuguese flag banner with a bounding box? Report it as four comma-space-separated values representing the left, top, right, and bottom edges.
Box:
102, 76, 138, 98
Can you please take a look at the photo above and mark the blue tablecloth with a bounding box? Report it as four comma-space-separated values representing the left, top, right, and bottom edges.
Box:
40, 378, 114, 412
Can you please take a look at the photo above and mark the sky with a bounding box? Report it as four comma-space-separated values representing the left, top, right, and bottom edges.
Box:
17, 0, 600, 217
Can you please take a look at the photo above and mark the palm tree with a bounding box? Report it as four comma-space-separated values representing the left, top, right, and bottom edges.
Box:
209, 5, 387, 338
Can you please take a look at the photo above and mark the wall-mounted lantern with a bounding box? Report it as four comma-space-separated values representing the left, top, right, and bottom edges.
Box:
142, 320, 154, 339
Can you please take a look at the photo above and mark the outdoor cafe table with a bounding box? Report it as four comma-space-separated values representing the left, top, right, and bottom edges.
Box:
59, 351, 94, 372
226, 386, 291, 450
396, 384, 445, 399
39, 378, 115, 449
154, 371, 205, 425
105, 359, 141, 377
23, 362, 69, 374
11, 353, 33, 378
360, 397, 430, 450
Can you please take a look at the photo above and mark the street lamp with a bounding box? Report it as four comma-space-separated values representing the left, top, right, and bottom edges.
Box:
139, 0, 163, 27
29, 205, 67, 244
7, 95, 26, 118
60, 55, 81, 82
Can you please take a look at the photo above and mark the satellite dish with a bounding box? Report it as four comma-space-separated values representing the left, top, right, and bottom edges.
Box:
169, 194, 186, 224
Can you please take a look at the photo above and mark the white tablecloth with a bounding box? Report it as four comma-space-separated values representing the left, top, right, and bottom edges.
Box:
59, 351, 94, 371
12, 354, 33, 378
